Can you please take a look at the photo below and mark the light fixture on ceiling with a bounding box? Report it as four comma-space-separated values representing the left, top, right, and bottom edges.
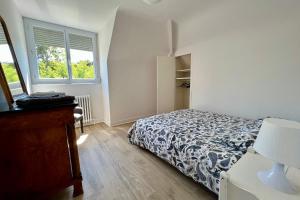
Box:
143, 0, 162, 5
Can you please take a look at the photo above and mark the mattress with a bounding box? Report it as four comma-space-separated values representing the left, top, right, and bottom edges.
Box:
128, 109, 263, 194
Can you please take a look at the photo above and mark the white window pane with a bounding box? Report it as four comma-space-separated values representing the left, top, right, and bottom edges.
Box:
33, 27, 68, 79
36, 46, 68, 79
69, 34, 95, 79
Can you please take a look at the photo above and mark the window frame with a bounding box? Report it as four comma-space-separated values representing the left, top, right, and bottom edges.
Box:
24, 18, 100, 84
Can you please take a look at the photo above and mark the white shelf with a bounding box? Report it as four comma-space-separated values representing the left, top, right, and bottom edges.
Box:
176, 69, 190, 72
176, 77, 190, 80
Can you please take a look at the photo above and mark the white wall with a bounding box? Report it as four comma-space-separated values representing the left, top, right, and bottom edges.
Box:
99, 9, 118, 126
31, 84, 104, 122
0, 0, 31, 91
107, 9, 169, 126
175, 0, 300, 121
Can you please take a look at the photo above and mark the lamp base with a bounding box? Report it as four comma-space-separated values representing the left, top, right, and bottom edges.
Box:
257, 162, 298, 194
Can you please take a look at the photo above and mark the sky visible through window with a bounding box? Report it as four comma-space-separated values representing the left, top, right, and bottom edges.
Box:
0, 45, 13, 62
70, 49, 93, 63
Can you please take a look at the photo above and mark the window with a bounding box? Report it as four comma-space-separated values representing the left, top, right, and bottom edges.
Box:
24, 18, 99, 84
69, 33, 95, 79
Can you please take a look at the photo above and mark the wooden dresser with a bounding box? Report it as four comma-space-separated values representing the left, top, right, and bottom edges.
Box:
0, 103, 83, 199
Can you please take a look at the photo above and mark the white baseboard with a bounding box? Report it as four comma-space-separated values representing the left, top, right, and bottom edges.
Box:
75, 118, 104, 127
93, 118, 104, 124
76, 114, 157, 127
110, 113, 156, 127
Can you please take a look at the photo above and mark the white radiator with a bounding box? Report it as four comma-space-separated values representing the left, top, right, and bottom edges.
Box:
75, 95, 93, 124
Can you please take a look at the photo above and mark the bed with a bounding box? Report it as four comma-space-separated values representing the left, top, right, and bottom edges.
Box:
128, 109, 263, 194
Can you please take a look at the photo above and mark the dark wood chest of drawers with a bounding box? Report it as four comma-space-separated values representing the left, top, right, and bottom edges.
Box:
0, 103, 83, 199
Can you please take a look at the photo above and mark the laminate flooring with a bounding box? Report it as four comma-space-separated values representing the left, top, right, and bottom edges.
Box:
51, 123, 217, 200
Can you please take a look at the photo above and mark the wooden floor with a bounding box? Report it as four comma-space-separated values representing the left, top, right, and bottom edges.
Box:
52, 123, 217, 200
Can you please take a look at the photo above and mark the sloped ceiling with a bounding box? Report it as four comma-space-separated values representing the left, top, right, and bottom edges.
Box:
13, 0, 218, 32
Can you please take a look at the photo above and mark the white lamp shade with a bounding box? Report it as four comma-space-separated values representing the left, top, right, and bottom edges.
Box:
253, 118, 300, 168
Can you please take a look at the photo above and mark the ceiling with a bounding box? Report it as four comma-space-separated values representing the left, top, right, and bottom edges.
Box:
13, 0, 218, 32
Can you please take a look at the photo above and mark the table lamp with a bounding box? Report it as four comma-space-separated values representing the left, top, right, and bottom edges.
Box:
253, 118, 300, 194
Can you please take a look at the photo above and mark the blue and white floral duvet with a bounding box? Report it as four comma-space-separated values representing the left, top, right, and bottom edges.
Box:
128, 109, 263, 194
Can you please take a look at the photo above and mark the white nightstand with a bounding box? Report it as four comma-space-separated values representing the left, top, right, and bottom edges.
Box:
219, 151, 300, 200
